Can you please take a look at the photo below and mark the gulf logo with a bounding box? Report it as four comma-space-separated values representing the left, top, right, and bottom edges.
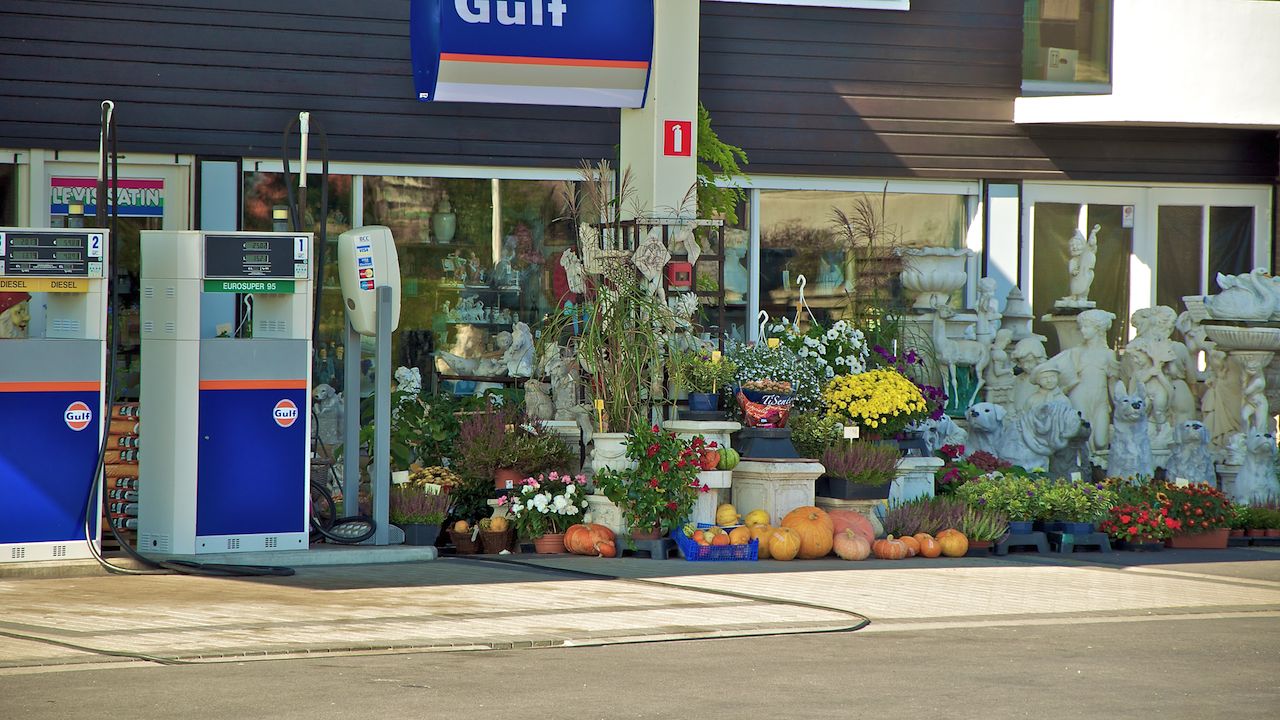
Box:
65, 401, 93, 432
273, 399, 299, 428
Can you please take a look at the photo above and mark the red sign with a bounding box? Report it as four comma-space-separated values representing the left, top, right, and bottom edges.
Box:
273, 399, 299, 428
64, 401, 93, 432
663, 120, 692, 157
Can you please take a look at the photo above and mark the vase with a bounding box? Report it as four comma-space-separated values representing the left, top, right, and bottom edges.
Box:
589, 432, 635, 473
1008, 520, 1034, 535
432, 192, 457, 243
1166, 527, 1230, 549
494, 467, 524, 490
630, 527, 663, 542
688, 392, 720, 413
896, 247, 973, 310
533, 532, 566, 554
400, 523, 441, 546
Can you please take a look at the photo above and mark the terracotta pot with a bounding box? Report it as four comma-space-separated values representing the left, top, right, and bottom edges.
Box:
494, 467, 524, 490
1166, 527, 1229, 549
533, 533, 566, 554
1246, 528, 1267, 537
1230, 529, 1245, 537
1267, 529, 1280, 538
630, 527, 663, 541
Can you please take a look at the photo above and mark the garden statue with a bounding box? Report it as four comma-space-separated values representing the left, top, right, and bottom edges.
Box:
1002, 286, 1035, 341
1164, 420, 1217, 486
313, 347, 335, 388
1205, 268, 1277, 321
0, 292, 31, 339
503, 322, 535, 378
1123, 306, 1188, 449
525, 379, 555, 422
931, 303, 988, 408
561, 247, 587, 295
1234, 430, 1280, 504
1024, 364, 1070, 411
964, 402, 1006, 457
816, 252, 845, 290
435, 350, 481, 376
983, 328, 1016, 406
998, 400, 1087, 472
632, 227, 672, 302
974, 276, 1002, 343
1048, 415, 1092, 481
1010, 335, 1048, 413
312, 383, 344, 448
1107, 380, 1154, 480
547, 350, 580, 421
1237, 351, 1271, 434
1058, 224, 1100, 308
918, 415, 967, 456
1175, 310, 1212, 383
1043, 308, 1118, 453
1201, 348, 1239, 449
723, 233, 750, 302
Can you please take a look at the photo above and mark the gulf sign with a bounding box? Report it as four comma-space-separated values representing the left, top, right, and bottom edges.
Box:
65, 401, 93, 432
273, 399, 299, 428
411, 0, 655, 108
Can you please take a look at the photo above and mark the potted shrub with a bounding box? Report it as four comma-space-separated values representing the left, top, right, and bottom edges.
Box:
672, 349, 736, 414
955, 471, 1042, 535
1099, 500, 1177, 551
1228, 504, 1249, 538
789, 411, 842, 459
883, 496, 966, 538
936, 447, 1013, 495
958, 504, 1010, 552
1161, 482, 1232, 549
1040, 479, 1116, 535
819, 441, 900, 500
822, 367, 931, 443
389, 485, 450, 546
500, 471, 589, 553
592, 424, 706, 540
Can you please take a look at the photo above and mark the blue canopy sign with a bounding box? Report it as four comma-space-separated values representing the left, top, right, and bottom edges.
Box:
410, 0, 655, 108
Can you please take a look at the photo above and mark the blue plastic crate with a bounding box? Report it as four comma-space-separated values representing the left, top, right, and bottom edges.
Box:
670, 524, 759, 562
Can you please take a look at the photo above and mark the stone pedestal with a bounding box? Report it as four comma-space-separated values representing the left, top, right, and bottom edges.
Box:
663, 420, 740, 450
1041, 309, 1086, 352
889, 457, 942, 505
815, 496, 885, 538
690, 470, 734, 525
543, 420, 583, 476
1216, 463, 1241, 496
731, 459, 823, 523
584, 493, 626, 536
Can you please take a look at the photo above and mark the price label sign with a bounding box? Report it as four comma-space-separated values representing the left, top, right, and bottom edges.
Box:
843, 425, 860, 440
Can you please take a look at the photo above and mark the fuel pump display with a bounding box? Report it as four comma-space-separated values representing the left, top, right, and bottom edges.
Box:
0, 228, 109, 563
138, 231, 312, 556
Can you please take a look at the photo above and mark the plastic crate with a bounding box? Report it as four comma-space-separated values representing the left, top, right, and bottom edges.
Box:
671, 524, 759, 562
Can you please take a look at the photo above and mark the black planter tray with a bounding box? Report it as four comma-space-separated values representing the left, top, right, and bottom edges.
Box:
1247, 536, 1280, 546
1047, 531, 1112, 553
1114, 538, 1164, 552
995, 531, 1050, 555
815, 476, 890, 500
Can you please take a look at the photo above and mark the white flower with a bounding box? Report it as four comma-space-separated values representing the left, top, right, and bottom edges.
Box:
798, 348, 809, 358
825, 367, 835, 378
565, 484, 576, 496
803, 337, 819, 348
553, 495, 569, 511
825, 329, 837, 341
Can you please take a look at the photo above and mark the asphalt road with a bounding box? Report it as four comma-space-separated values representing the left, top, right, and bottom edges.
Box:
3, 615, 1275, 719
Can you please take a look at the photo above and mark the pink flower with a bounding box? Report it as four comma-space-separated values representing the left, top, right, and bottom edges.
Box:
666, 501, 679, 510
698, 485, 710, 494
575, 474, 587, 485
497, 495, 508, 505
549, 471, 560, 481
661, 461, 670, 473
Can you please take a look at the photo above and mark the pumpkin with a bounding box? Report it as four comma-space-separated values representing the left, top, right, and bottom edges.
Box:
489, 516, 510, 533
833, 529, 872, 561
700, 449, 722, 470
872, 535, 910, 560
718, 447, 741, 470
744, 509, 771, 527
768, 527, 802, 561
749, 524, 774, 559
828, 510, 875, 544
711, 533, 731, 546
563, 523, 617, 556
452, 520, 470, 533
938, 529, 969, 557
596, 540, 617, 558
715, 503, 741, 526
898, 534, 921, 557
780, 506, 835, 559
913, 533, 942, 558
728, 526, 752, 545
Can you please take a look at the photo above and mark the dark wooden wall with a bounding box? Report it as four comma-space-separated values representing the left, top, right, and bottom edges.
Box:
0, 0, 1274, 183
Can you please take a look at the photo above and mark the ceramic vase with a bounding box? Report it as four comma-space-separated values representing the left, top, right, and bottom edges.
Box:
433, 192, 457, 243
897, 247, 972, 310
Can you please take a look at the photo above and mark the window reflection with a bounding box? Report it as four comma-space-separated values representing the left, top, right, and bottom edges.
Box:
1023, 0, 1112, 86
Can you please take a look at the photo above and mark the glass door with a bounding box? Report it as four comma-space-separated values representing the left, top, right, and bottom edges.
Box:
1150, 187, 1271, 309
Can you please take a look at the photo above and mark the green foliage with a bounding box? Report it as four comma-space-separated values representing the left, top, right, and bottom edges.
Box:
671, 349, 736, 394
593, 424, 705, 533
788, 412, 843, 459
958, 505, 1010, 542
389, 486, 450, 526
696, 104, 748, 225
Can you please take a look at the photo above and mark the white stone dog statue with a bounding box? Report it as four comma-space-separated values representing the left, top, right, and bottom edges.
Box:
1234, 430, 1279, 504
965, 402, 1006, 457
999, 400, 1085, 472
1163, 420, 1217, 486
919, 415, 968, 456
1107, 381, 1154, 481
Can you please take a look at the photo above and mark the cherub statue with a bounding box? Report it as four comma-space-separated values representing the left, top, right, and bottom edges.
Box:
503, 322, 535, 378
560, 248, 587, 295
974, 276, 1001, 342
1238, 352, 1271, 434
1062, 224, 1100, 306
983, 328, 1016, 405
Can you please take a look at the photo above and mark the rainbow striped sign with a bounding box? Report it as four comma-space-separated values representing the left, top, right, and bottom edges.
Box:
411, 0, 655, 108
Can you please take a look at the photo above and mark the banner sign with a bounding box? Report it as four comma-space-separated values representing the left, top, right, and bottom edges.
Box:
410, 0, 655, 108
50, 178, 164, 218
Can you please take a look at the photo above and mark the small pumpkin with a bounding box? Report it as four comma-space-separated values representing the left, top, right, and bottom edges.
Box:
768, 527, 802, 561
743, 509, 770, 527
872, 535, 910, 560
898, 534, 921, 557
452, 520, 470, 533
715, 503, 741, 526
728, 526, 752, 545
833, 529, 872, 561
828, 510, 875, 544
711, 533, 731, 547
781, 506, 835, 559
913, 532, 942, 558
938, 529, 969, 557
489, 515, 510, 533
749, 524, 774, 559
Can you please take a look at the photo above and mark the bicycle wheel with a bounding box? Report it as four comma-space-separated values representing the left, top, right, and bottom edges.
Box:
310, 481, 338, 543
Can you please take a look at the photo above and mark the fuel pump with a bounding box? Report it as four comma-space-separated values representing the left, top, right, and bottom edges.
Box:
0, 227, 110, 563
137, 230, 313, 556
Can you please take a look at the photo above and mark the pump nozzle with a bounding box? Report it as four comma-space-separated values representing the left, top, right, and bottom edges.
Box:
298, 111, 310, 189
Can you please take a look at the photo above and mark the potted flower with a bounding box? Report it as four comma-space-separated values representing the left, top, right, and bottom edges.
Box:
672, 349, 736, 414
818, 441, 900, 500
958, 504, 1010, 552
935, 445, 1012, 495
389, 484, 451, 546
1100, 501, 1178, 550
955, 471, 1042, 534
883, 495, 966, 538
1040, 480, 1117, 535
501, 471, 589, 553
592, 424, 707, 540
765, 317, 869, 383
823, 367, 931, 441
1161, 482, 1232, 549
726, 340, 825, 413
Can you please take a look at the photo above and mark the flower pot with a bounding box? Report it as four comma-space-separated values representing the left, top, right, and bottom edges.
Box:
589, 432, 635, 473
400, 523, 441, 546
966, 540, 993, 556
1008, 520, 1034, 535
688, 392, 720, 413
1042, 521, 1066, 533
481, 528, 515, 554
449, 529, 480, 555
1230, 529, 1245, 537
494, 467, 523, 490
1246, 528, 1267, 537
630, 527, 663, 542
1166, 527, 1230, 549
1267, 529, 1280, 538
533, 533, 567, 554
897, 247, 973, 310
1062, 522, 1095, 535
815, 476, 891, 501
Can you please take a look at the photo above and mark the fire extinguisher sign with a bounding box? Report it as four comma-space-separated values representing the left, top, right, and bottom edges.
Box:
663, 120, 692, 157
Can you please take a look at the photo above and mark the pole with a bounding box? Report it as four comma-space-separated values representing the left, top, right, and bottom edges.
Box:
342, 319, 361, 517
371, 285, 393, 545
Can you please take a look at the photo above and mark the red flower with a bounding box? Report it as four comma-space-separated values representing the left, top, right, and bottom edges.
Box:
1128, 525, 1139, 535
661, 461, 670, 473
666, 501, 678, 511
1166, 518, 1181, 530
648, 478, 659, 488
708, 441, 718, 449
646, 444, 659, 457
651, 424, 660, 433
1120, 514, 1132, 524
699, 484, 710, 494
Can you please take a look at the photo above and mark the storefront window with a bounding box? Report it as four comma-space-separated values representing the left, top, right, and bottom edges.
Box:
1156, 206, 1202, 312
1208, 207, 1254, 282
758, 189, 968, 327
1023, 0, 1112, 88
0, 164, 15, 225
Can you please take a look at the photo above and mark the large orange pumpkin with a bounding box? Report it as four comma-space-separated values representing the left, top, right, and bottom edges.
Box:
937, 529, 969, 557
833, 529, 872, 561
563, 523, 616, 557
768, 527, 802, 561
872, 535, 909, 560
781, 506, 835, 559
913, 533, 942, 558
898, 535, 921, 557
728, 526, 752, 545
828, 510, 875, 544
749, 524, 774, 559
